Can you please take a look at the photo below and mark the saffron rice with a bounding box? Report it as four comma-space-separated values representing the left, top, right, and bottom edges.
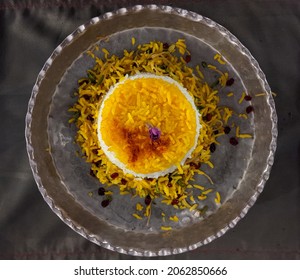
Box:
69, 38, 252, 228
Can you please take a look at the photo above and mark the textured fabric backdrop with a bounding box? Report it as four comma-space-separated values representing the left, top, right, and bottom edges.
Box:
0, 0, 299, 259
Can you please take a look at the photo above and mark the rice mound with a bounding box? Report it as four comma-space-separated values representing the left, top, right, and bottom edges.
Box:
97, 73, 201, 178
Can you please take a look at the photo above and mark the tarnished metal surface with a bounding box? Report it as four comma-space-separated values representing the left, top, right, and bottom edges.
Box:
25, 5, 276, 256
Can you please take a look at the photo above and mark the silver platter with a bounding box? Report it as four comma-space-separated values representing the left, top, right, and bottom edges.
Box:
25, 5, 277, 256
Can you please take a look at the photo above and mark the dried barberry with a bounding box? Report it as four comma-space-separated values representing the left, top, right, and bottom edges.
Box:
101, 199, 110, 208
171, 199, 179, 205
145, 195, 152, 205
224, 126, 231, 134
89, 169, 96, 177
226, 77, 234, 86
185, 54, 191, 63
204, 113, 212, 122
110, 172, 119, 179
229, 137, 239, 146
121, 178, 127, 185
246, 105, 254, 114
98, 187, 105, 196
210, 143, 216, 153
244, 95, 252, 101
163, 42, 169, 49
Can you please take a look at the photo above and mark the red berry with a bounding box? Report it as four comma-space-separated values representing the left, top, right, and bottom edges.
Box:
229, 137, 239, 146
90, 169, 96, 177
101, 199, 110, 208
163, 42, 169, 49
185, 54, 191, 63
244, 95, 252, 101
110, 172, 119, 179
121, 178, 127, 185
145, 195, 152, 205
205, 113, 212, 122
226, 78, 234, 86
246, 106, 254, 114
171, 199, 179, 205
210, 143, 216, 153
224, 126, 231, 134
98, 187, 105, 196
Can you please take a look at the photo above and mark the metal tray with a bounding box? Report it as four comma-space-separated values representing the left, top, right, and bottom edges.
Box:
25, 5, 277, 256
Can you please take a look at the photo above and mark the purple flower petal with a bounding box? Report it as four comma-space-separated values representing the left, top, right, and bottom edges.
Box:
149, 126, 161, 141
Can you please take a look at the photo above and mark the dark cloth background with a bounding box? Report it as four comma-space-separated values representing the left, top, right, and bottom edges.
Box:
0, 0, 299, 259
